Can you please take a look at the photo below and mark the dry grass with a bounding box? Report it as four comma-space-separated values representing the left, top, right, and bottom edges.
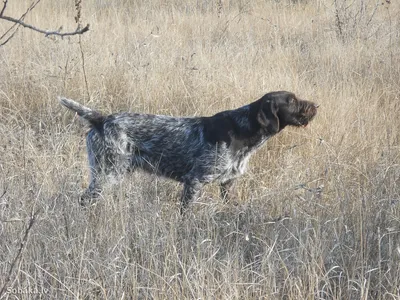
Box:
0, 0, 400, 299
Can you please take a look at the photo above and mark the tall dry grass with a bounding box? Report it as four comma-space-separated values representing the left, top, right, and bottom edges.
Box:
0, 0, 399, 299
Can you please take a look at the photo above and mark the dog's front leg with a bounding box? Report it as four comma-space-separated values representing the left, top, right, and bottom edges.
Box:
180, 180, 203, 215
220, 179, 235, 203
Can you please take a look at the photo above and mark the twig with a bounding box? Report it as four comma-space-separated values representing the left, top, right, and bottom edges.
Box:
334, 0, 344, 42
0, 15, 89, 37
78, 35, 90, 100
0, 0, 41, 46
0, 209, 40, 297
0, 23, 16, 46
0, 0, 89, 46
385, 1, 393, 68
75, 0, 90, 100
0, 0, 8, 17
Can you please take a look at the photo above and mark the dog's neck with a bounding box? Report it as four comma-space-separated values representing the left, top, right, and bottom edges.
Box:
201, 101, 278, 149
230, 101, 279, 142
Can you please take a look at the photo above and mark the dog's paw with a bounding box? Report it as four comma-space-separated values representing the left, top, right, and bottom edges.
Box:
80, 190, 101, 207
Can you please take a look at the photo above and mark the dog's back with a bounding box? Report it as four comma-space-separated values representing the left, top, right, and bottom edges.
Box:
97, 113, 209, 181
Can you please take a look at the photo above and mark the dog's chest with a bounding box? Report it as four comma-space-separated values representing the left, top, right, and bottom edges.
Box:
229, 147, 252, 174
217, 136, 268, 181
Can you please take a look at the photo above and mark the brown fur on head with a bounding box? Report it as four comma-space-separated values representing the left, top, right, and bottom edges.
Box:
257, 91, 318, 133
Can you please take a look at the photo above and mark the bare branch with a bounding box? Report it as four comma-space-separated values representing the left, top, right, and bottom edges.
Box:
0, 0, 42, 46
0, 20, 17, 45
0, 0, 8, 17
0, 0, 89, 46
0, 15, 90, 37
0, 27, 16, 46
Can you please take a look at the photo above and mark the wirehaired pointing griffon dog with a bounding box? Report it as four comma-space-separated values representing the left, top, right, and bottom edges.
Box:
59, 91, 317, 214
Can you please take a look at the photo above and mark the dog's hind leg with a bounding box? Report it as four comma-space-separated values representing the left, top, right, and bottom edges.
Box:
80, 131, 104, 206
80, 169, 102, 206
180, 179, 203, 215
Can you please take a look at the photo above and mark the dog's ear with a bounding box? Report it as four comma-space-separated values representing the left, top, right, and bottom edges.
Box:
257, 100, 280, 134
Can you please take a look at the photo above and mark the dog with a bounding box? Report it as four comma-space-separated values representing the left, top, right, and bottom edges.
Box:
59, 91, 317, 213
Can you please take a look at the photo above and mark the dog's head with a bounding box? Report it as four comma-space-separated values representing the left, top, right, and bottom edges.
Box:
257, 91, 318, 134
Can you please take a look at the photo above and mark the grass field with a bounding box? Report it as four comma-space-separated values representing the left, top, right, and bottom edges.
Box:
0, 0, 400, 299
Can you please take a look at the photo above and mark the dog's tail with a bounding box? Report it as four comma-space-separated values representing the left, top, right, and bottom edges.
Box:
58, 97, 105, 129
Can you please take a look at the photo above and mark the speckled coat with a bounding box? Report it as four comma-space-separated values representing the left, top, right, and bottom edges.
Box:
59, 91, 317, 213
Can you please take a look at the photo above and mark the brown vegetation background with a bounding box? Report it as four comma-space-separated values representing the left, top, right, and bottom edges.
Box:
0, 0, 400, 299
